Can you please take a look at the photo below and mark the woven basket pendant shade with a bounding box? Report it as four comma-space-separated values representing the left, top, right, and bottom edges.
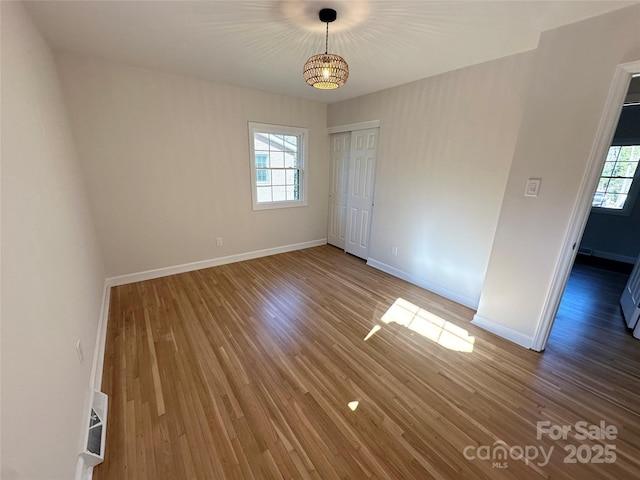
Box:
303, 9, 349, 89
303, 53, 349, 89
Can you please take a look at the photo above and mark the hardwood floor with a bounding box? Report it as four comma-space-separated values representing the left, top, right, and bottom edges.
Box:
94, 246, 640, 479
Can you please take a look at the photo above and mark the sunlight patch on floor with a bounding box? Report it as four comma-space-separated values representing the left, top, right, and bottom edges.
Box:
364, 298, 475, 353
363, 324, 381, 341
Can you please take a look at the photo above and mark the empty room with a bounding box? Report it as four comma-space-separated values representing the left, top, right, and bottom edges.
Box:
3, 1, 640, 479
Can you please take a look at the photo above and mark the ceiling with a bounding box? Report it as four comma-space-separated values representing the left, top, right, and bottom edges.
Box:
25, 1, 636, 103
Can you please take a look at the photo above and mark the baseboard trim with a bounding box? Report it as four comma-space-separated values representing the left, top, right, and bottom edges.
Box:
366, 258, 479, 310
90, 280, 112, 390
75, 456, 88, 480
107, 239, 327, 287
471, 314, 533, 349
590, 250, 635, 265
76, 278, 112, 480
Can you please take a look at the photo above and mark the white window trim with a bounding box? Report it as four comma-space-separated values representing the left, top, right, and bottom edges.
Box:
248, 122, 308, 211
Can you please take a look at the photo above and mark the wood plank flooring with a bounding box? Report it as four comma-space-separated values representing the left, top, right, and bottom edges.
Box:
94, 246, 640, 479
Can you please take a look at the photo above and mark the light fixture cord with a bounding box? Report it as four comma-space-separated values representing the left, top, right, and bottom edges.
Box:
325, 21, 329, 54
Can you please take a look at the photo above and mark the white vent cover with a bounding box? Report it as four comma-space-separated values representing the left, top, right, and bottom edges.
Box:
81, 390, 108, 467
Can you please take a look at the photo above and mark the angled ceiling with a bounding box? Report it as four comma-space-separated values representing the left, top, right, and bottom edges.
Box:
25, 1, 636, 103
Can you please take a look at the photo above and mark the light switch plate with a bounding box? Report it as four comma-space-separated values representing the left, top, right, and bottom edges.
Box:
76, 340, 84, 364
525, 178, 541, 197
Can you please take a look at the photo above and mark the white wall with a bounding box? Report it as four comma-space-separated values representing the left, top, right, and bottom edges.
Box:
328, 52, 535, 308
580, 200, 640, 264
56, 54, 329, 278
580, 201, 640, 264
1, 2, 106, 479
475, 4, 640, 347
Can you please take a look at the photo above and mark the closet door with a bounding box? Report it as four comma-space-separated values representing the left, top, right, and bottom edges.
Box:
328, 132, 350, 249
621, 251, 640, 329
344, 128, 378, 259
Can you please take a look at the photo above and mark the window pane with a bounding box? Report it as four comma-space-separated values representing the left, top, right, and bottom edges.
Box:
270, 151, 285, 168
256, 170, 270, 184
272, 170, 286, 186
254, 135, 270, 150
601, 162, 616, 176
286, 185, 298, 201
606, 146, 621, 162
285, 170, 297, 185
272, 185, 286, 202
256, 186, 272, 203
597, 178, 610, 191
603, 193, 626, 209
284, 153, 298, 168
614, 161, 639, 178
269, 134, 285, 151
618, 146, 633, 162
284, 135, 298, 151
592, 192, 604, 207
255, 153, 268, 168
607, 178, 633, 194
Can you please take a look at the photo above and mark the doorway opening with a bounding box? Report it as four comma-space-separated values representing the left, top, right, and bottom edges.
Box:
540, 68, 640, 350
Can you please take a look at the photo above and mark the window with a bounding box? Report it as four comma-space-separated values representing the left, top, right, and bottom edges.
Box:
592, 145, 640, 214
249, 122, 308, 210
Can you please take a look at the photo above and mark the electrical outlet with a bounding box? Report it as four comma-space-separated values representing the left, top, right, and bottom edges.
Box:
76, 340, 84, 365
216, 237, 223, 247
392, 246, 398, 256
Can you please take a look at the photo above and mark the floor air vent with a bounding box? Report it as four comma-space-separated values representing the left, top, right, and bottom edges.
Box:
81, 391, 108, 467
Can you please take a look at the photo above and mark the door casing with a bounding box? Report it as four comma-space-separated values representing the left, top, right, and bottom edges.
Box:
531, 61, 640, 351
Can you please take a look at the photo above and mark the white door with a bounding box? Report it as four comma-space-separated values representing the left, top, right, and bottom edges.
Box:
328, 133, 350, 249
344, 128, 378, 259
621, 252, 640, 329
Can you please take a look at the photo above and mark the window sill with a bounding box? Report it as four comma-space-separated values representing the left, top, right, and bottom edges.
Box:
590, 206, 632, 217
252, 200, 308, 211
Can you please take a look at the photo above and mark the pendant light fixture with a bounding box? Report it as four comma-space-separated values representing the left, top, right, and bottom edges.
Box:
303, 8, 349, 89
